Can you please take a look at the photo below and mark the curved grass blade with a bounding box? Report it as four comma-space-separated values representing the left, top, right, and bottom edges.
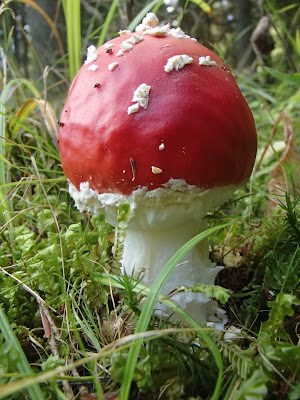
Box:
9, 98, 39, 134
119, 222, 231, 400
0, 305, 45, 400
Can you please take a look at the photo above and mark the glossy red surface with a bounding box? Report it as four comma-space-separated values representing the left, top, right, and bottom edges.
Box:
59, 33, 257, 195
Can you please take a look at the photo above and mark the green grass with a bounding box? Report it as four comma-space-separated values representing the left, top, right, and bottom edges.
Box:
61, 0, 81, 80
0, 1, 300, 399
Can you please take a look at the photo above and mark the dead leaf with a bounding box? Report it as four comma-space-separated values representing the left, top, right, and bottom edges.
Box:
104, 391, 119, 400
81, 390, 119, 400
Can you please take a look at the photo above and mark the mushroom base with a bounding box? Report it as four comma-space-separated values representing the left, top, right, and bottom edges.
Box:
69, 179, 237, 325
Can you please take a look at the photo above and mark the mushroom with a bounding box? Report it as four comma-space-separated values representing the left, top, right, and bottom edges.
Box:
58, 14, 257, 324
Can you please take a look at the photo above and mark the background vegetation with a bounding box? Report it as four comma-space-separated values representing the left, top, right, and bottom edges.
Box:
0, 0, 299, 399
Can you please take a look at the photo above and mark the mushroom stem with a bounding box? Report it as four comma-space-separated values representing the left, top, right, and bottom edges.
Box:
68, 180, 235, 325
121, 217, 223, 322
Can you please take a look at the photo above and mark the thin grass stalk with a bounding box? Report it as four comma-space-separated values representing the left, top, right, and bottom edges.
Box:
30, 154, 67, 289
0, 47, 9, 224
128, 0, 162, 31
97, 0, 119, 47
0, 177, 66, 191
0, 305, 46, 400
93, 360, 104, 400
119, 222, 231, 400
71, 296, 102, 352
62, 0, 81, 80
223, 374, 240, 400
152, 0, 164, 13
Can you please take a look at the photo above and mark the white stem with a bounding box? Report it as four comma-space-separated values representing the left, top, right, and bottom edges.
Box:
121, 218, 223, 322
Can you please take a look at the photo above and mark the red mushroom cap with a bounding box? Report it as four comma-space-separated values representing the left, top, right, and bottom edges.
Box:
59, 32, 257, 196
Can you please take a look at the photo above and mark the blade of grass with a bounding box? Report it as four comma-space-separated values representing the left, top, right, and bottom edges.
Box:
127, 0, 162, 31
93, 360, 104, 400
236, 73, 276, 104
0, 177, 66, 191
264, 67, 300, 85
189, 0, 213, 16
0, 304, 45, 400
0, 47, 10, 224
7, 98, 59, 145
0, 78, 41, 102
119, 222, 231, 400
97, 0, 119, 47
152, 0, 164, 14
9, 98, 40, 134
71, 296, 102, 352
0, 154, 12, 166
61, 0, 81, 80
0, 112, 61, 162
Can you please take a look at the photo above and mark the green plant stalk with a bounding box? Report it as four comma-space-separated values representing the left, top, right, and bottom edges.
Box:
222, 373, 240, 400
0, 52, 10, 224
97, 0, 119, 47
128, 0, 162, 31
119, 223, 231, 400
62, 0, 81, 80
68, 295, 103, 400
0, 304, 45, 400
152, 0, 163, 14
0, 149, 9, 225
93, 360, 104, 400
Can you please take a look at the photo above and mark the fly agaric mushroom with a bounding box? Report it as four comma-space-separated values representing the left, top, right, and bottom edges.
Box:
58, 14, 257, 325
